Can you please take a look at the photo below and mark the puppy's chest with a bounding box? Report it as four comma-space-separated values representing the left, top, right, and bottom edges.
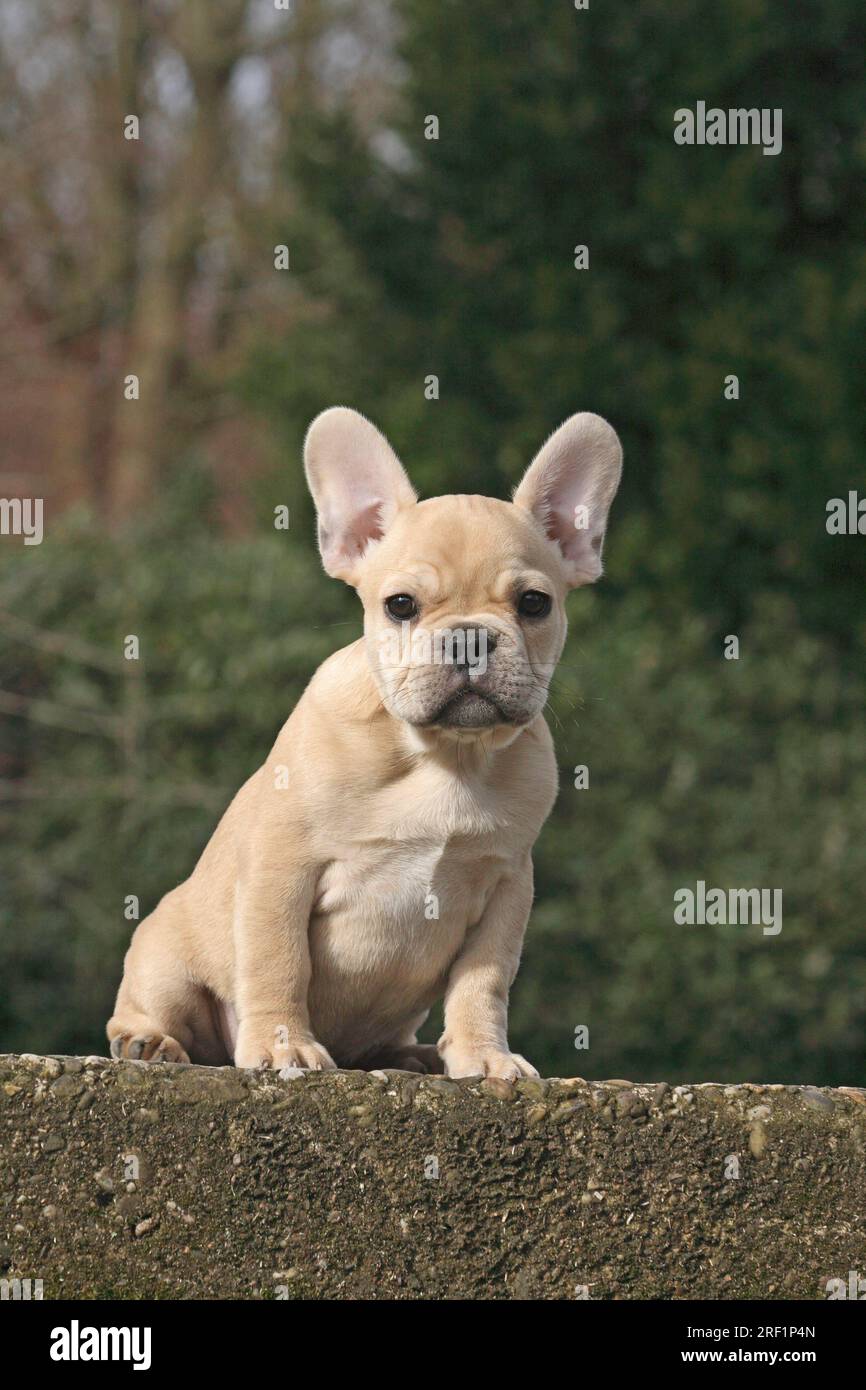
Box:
311, 774, 511, 970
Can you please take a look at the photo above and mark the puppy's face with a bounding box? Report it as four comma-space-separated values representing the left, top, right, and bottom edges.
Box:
305, 409, 622, 741
357, 496, 568, 731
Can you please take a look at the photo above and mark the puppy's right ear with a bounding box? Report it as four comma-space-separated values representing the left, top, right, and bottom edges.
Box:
304, 407, 417, 584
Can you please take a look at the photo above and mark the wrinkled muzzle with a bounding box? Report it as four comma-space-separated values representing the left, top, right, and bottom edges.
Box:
371, 621, 553, 729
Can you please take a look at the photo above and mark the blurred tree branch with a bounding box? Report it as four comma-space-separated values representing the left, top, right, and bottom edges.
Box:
0, 0, 377, 522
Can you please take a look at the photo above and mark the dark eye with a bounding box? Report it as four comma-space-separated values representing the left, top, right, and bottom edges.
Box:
517, 590, 552, 619
385, 594, 418, 621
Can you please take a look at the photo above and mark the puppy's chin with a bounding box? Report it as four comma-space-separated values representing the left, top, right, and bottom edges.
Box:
409, 693, 539, 752
373, 670, 544, 743
434, 689, 502, 730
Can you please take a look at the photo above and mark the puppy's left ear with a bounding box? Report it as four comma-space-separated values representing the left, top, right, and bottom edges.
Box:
304, 407, 417, 585
513, 412, 623, 587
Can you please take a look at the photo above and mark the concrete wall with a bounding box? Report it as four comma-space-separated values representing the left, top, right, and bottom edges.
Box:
1, 1054, 864, 1300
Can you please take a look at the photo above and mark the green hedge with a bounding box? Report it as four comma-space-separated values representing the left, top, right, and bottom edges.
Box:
1, 503, 864, 1082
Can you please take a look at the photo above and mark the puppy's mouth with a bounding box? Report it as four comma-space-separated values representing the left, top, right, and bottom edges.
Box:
430, 688, 503, 729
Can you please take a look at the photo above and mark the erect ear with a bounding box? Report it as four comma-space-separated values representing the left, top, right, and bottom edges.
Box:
304, 407, 417, 584
513, 412, 623, 587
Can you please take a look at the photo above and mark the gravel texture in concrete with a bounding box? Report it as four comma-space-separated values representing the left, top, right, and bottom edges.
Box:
1, 1054, 864, 1300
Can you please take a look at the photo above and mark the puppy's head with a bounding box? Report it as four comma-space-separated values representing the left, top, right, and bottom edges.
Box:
304, 408, 622, 742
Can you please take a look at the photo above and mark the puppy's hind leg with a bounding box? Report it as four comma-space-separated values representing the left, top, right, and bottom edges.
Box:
107, 1010, 191, 1064
366, 1042, 445, 1074
107, 909, 198, 1063
364, 1016, 445, 1074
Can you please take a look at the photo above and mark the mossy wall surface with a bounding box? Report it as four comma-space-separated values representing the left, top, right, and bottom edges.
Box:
1, 1055, 864, 1300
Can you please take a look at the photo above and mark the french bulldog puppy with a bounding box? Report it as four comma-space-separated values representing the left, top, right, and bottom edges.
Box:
108, 408, 622, 1078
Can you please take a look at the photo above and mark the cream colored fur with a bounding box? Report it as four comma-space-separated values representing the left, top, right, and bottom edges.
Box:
108, 408, 622, 1078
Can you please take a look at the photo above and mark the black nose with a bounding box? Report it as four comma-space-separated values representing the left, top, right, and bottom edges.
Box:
449, 624, 497, 669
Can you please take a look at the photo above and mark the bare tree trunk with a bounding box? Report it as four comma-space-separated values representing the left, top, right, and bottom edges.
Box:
109, 1, 247, 522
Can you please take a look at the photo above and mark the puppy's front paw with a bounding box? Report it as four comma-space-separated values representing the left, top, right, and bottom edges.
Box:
441, 1044, 539, 1082
234, 1021, 336, 1072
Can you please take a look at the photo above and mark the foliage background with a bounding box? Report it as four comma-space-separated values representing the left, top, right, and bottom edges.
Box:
1, 0, 864, 1082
